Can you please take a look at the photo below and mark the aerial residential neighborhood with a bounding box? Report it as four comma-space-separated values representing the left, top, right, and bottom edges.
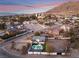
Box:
0, 0, 79, 58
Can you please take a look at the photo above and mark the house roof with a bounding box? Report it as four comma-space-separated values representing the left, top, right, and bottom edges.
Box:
32, 36, 46, 42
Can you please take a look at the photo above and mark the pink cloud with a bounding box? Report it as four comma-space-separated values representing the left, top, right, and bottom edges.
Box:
0, 2, 63, 12
0, 5, 32, 12
32, 2, 63, 8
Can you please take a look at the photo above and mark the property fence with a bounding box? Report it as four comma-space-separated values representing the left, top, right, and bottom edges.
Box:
28, 52, 67, 55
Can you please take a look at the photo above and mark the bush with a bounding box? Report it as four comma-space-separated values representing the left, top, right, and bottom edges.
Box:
44, 42, 54, 53
34, 32, 40, 36
11, 41, 16, 49
21, 46, 28, 55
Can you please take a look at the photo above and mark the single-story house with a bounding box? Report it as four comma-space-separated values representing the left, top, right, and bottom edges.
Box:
28, 36, 46, 52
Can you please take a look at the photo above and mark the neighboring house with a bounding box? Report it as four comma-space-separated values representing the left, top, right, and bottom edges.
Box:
46, 27, 60, 37
60, 25, 70, 32
6, 22, 26, 33
30, 20, 38, 24
72, 16, 79, 20
35, 13, 45, 19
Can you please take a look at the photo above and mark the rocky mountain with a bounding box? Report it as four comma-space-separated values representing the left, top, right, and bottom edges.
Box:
47, 1, 79, 16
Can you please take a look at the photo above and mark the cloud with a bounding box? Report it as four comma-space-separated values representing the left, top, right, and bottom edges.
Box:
33, 2, 62, 8
0, 5, 32, 12
0, 2, 63, 15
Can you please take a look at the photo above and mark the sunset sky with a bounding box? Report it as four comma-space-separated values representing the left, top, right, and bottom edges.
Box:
0, 0, 78, 15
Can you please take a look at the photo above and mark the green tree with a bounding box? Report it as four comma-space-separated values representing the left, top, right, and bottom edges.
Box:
26, 17, 30, 21
34, 32, 40, 36
19, 17, 26, 23
45, 42, 54, 53
30, 15, 37, 20
0, 23, 6, 30
43, 14, 52, 21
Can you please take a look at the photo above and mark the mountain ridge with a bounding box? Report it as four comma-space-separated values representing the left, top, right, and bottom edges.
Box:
46, 1, 79, 16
